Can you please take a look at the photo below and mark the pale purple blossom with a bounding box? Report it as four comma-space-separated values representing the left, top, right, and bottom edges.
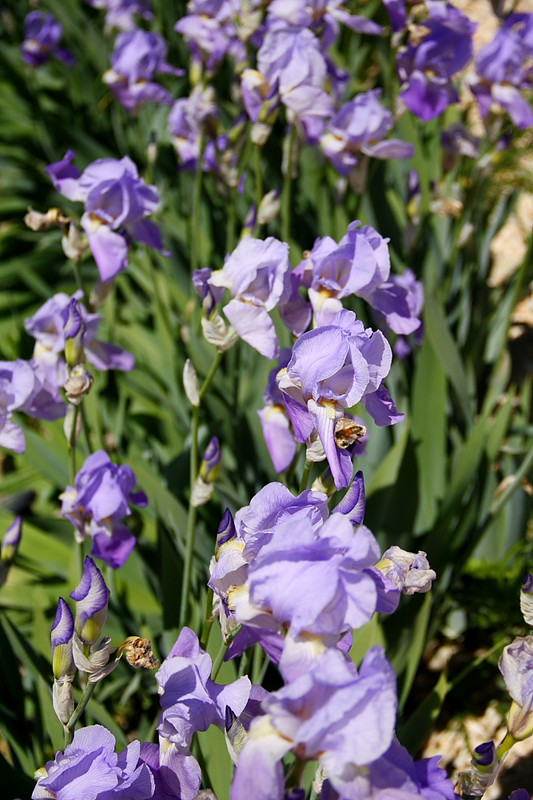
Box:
244, 513, 382, 637
31, 725, 154, 800
157, 627, 251, 750
86, 0, 154, 32
231, 646, 397, 800
168, 86, 219, 171
320, 736, 455, 800
383, 0, 407, 32
209, 480, 380, 662
139, 739, 201, 800
25, 291, 134, 388
0, 359, 65, 453
46, 151, 165, 283
206, 237, 291, 359
209, 483, 330, 660
321, 90, 414, 175
257, 351, 297, 473
175, 0, 245, 72
368, 268, 424, 337
104, 29, 183, 112
277, 309, 402, 489
470, 14, 533, 129
61, 451, 147, 568
397, 1, 476, 121
254, 24, 334, 142
0, 361, 35, 453
22, 11, 74, 67
295, 221, 391, 327
267, 0, 382, 48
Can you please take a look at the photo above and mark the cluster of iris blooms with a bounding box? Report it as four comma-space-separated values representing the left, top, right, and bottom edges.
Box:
10, 0, 533, 798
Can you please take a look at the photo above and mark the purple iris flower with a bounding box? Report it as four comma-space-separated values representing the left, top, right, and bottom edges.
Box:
254, 24, 334, 143
320, 736, 455, 800
277, 309, 402, 489
86, 0, 154, 32
258, 351, 297, 474
383, 0, 407, 32
368, 267, 424, 337
175, 0, 244, 72
156, 628, 251, 771
234, 481, 329, 557
206, 237, 291, 359
21, 11, 74, 67
168, 86, 219, 171
104, 29, 183, 112
0, 360, 37, 453
209, 483, 330, 659
61, 451, 148, 568
0, 359, 65, 453
241, 68, 281, 141
231, 646, 397, 800
321, 90, 414, 175
31, 725, 154, 800
397, 2, 476, 121
470, 14, 533, 129
46, 151, 165, 283
295, 221, 391, 327
267, 0, 382, 48
210, 480, 377, 661
139, 739, 201, 800
25, 291, 134, 386
244, 513, 382, 637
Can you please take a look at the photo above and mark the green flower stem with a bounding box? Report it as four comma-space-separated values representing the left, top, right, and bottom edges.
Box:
64, 681, 97, 747
179, 350, 225, 627
199, 350, 224, 403
238, 649, 249, 679
254, 143, 263, 235
190, 134, 206, 275
226, 187, 237, 253
67, 404, 80, 483
299, 459, 313, 492
200, 587, 214, 651
71, 258, 87, 301
496, 731, 516, 761
179, 404, 200, 628
211, 624, 242, 681
281, 125, 296, 245
251, 642, 264, 685
79, 402, 93, 455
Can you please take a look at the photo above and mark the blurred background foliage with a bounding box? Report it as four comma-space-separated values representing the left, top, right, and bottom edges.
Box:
0, 0, 532, 796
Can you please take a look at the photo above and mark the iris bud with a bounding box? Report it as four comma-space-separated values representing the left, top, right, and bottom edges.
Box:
70, 557, 110, 645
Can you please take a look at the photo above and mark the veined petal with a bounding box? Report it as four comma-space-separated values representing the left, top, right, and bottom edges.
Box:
223, 299, 279, 359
